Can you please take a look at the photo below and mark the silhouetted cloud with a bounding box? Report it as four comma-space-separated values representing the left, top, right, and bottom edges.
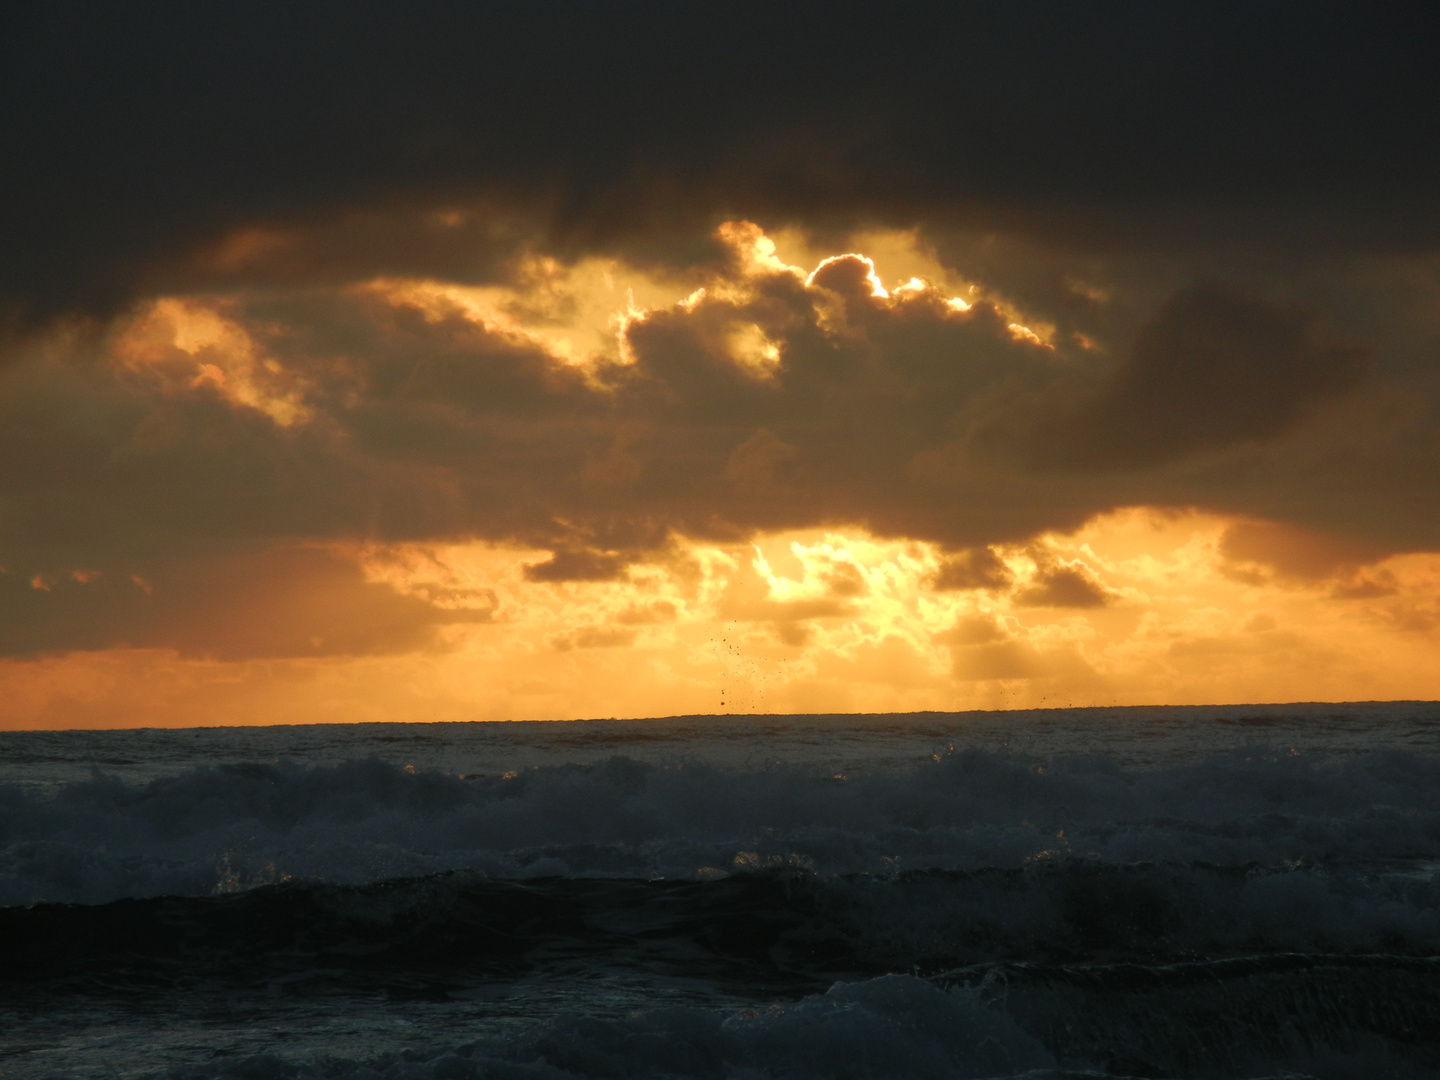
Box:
1219, 520, 1391, 584
0, 217, 1435, 658
932, 549, 1013, 592
524, 549, 629, 583
1045, 283, 1371, 468
5, 3, 1440, 328
1014, 566, 1113, 609
3, 2, 1440, 663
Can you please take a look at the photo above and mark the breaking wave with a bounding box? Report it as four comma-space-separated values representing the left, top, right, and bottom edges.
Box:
6, 739, 1440, 1078
3, 746, 1439, 907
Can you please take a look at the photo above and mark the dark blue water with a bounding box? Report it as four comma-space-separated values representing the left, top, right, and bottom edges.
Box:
3, 703, 1440, 1078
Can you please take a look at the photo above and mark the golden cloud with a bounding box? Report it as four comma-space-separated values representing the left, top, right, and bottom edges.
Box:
0, 220, 1438, 722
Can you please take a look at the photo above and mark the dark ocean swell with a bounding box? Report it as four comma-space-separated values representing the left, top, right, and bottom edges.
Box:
4, 747, 1440, 907
4, 743, 1440, 1078
5, 868, 1440, 1077
135, 964, 1440, 1080
7, 865, 1440, 998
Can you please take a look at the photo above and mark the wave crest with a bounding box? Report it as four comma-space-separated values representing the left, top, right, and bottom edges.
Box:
3, 747, 1439, 906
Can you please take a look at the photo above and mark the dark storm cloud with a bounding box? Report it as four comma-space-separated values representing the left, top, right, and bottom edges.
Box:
4, 1, 1440, 326
1042, 282, 1372, 469
0, 232, 1435, 655
0, 256, 1050, 655
602, 254, 1073, 546
4, 1, 1440, 658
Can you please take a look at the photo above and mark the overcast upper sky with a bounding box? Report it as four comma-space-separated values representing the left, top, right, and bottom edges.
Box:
3, 1, 1439, 726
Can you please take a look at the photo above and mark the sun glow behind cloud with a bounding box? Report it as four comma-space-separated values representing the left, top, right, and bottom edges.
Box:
114, 299, 313, 426
359, 254, 687, 376
363, 509, 1440, 714
5, 508, 1439, 729
1, 222, 1436, 728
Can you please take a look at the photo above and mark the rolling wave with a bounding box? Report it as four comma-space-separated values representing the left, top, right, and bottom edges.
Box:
7, 863, 1440, 997
4, 747, 1440, 906
7, 745, 1440, 1077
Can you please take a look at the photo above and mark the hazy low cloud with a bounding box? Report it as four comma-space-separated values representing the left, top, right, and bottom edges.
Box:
0, 546, 490, 660
1218, 520, 1392, 585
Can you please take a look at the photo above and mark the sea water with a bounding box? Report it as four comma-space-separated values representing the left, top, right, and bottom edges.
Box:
3, 702, 1440, 1079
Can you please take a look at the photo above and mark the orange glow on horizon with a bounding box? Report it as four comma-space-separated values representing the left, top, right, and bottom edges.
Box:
4, 223, 1434, 729
4, 509, 1439, 729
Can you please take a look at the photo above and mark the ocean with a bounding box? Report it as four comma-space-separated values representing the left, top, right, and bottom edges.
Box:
3, 702, 1440, 1079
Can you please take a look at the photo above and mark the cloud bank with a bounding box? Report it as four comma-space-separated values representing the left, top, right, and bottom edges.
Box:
1, 2, 1437, 718
4, 2, 1440, 325
0, 220, 1428, 661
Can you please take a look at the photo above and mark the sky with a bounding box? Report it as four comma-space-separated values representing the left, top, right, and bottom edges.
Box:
2, 1, 1440, 727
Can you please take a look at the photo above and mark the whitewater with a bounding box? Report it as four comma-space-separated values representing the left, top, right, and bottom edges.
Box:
3, 702, 1440, 1079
